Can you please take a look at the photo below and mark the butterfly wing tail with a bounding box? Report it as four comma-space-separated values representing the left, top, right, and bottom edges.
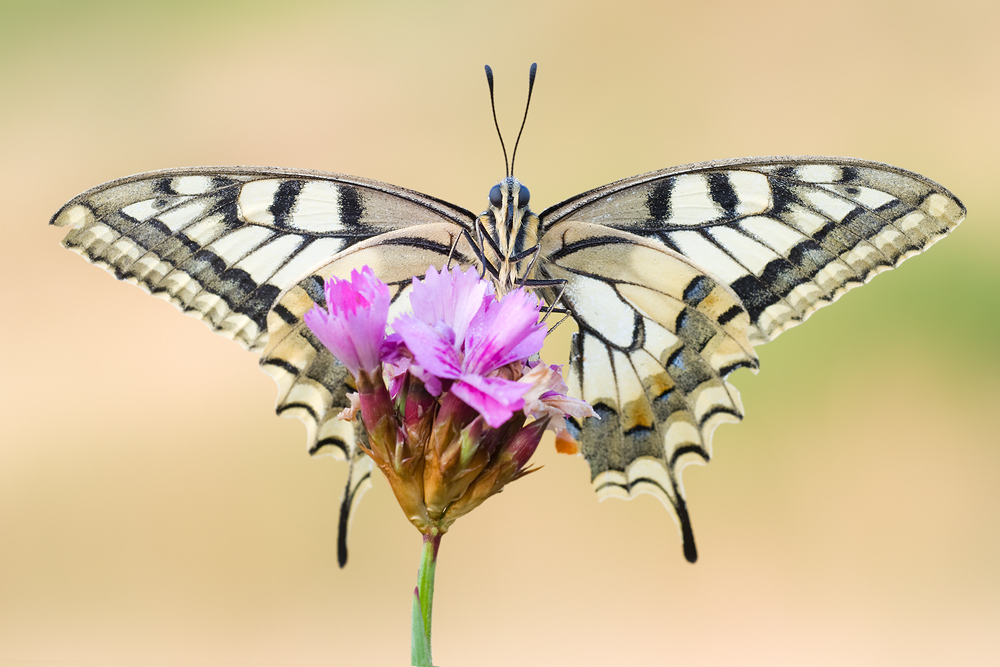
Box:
336, 433, 375, 567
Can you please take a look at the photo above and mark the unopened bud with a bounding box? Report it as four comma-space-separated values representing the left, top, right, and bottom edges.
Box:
500, 416, 550, 472
437, 417, 549, 528
423, 396, 488, 520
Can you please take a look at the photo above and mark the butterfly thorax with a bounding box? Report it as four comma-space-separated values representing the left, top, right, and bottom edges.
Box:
477, 176, 540, 294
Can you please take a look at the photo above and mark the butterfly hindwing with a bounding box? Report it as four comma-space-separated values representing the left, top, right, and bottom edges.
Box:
255, 223, 483, 566
539, 221, 758, 561
260, 223, 482, 459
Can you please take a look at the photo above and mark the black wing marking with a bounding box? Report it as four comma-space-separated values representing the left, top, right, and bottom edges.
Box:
51, 166, 477, 350
540, 157, 965, 344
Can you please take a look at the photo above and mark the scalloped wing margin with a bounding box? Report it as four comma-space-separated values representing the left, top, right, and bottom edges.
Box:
536, 158, 964, 560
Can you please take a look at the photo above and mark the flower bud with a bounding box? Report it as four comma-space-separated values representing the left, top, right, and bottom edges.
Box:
437, 416, 549, 529
423, 393, 483, 519
355, 370, 396, 465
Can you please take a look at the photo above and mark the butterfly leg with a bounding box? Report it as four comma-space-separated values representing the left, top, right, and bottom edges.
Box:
462, 226, 499, 280
444, 232, 463, 270
472, 221, 506, 274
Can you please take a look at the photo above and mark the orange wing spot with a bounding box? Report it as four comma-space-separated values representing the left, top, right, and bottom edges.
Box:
555, 430, 580, 455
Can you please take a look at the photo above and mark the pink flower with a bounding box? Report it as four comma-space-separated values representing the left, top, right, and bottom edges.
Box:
519, 362, 596, 433
303, 266, 390, 378
393, 267, 547, 427
304, 264, 595, 535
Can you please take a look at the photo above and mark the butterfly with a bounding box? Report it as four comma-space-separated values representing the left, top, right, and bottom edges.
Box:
49, 65, 965, 565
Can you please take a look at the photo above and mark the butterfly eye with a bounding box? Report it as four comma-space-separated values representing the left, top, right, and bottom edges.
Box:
489, 184, 502, 207
518, 184, 530, 206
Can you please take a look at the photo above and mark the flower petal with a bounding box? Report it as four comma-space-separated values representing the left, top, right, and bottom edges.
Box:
304, 267, 390, 377
380, 334, 411, 398
463, 288, 545, 375
393, 313, 463, 380
450, 374, 529, 428
409, 363, 444, 397
409, 266, 492, 343
335, 392, 362, 421
519, 363, 597, 432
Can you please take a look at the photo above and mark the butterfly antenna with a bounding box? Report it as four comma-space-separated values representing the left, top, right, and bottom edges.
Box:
485, 65, 510, 176
509, 62, 537, 176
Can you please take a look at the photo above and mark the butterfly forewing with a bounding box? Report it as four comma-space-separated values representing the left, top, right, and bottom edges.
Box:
540, 157, 965, 344
51, 167, 478, 351
51, 166, 477, 446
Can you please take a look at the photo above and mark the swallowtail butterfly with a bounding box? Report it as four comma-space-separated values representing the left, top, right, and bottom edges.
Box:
49, 65, 964, 564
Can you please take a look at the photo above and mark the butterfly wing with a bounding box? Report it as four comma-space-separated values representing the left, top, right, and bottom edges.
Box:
51, 166, 479, 563
51, 166, 477, 350
538, 156, 965, 560
539, 221, 758, 562
541, 157, 966, 343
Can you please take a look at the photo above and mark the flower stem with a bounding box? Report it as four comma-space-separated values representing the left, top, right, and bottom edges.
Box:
412, 533, 441, 666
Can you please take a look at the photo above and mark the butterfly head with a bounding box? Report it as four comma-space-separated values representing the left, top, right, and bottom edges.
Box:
478, 176, 540, 292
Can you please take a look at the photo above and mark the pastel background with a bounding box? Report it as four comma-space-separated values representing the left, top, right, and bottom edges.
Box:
2, 1, 998, 665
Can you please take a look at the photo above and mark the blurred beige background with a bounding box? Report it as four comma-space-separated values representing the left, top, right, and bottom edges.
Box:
2, 1, 998, 665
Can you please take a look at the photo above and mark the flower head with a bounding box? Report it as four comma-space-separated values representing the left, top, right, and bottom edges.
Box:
304, 264, 595, 534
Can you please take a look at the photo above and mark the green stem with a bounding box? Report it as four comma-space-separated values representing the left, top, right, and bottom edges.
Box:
411, 533, 441, 667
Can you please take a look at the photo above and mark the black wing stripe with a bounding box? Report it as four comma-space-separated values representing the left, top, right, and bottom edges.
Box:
542, 157, 964, 346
